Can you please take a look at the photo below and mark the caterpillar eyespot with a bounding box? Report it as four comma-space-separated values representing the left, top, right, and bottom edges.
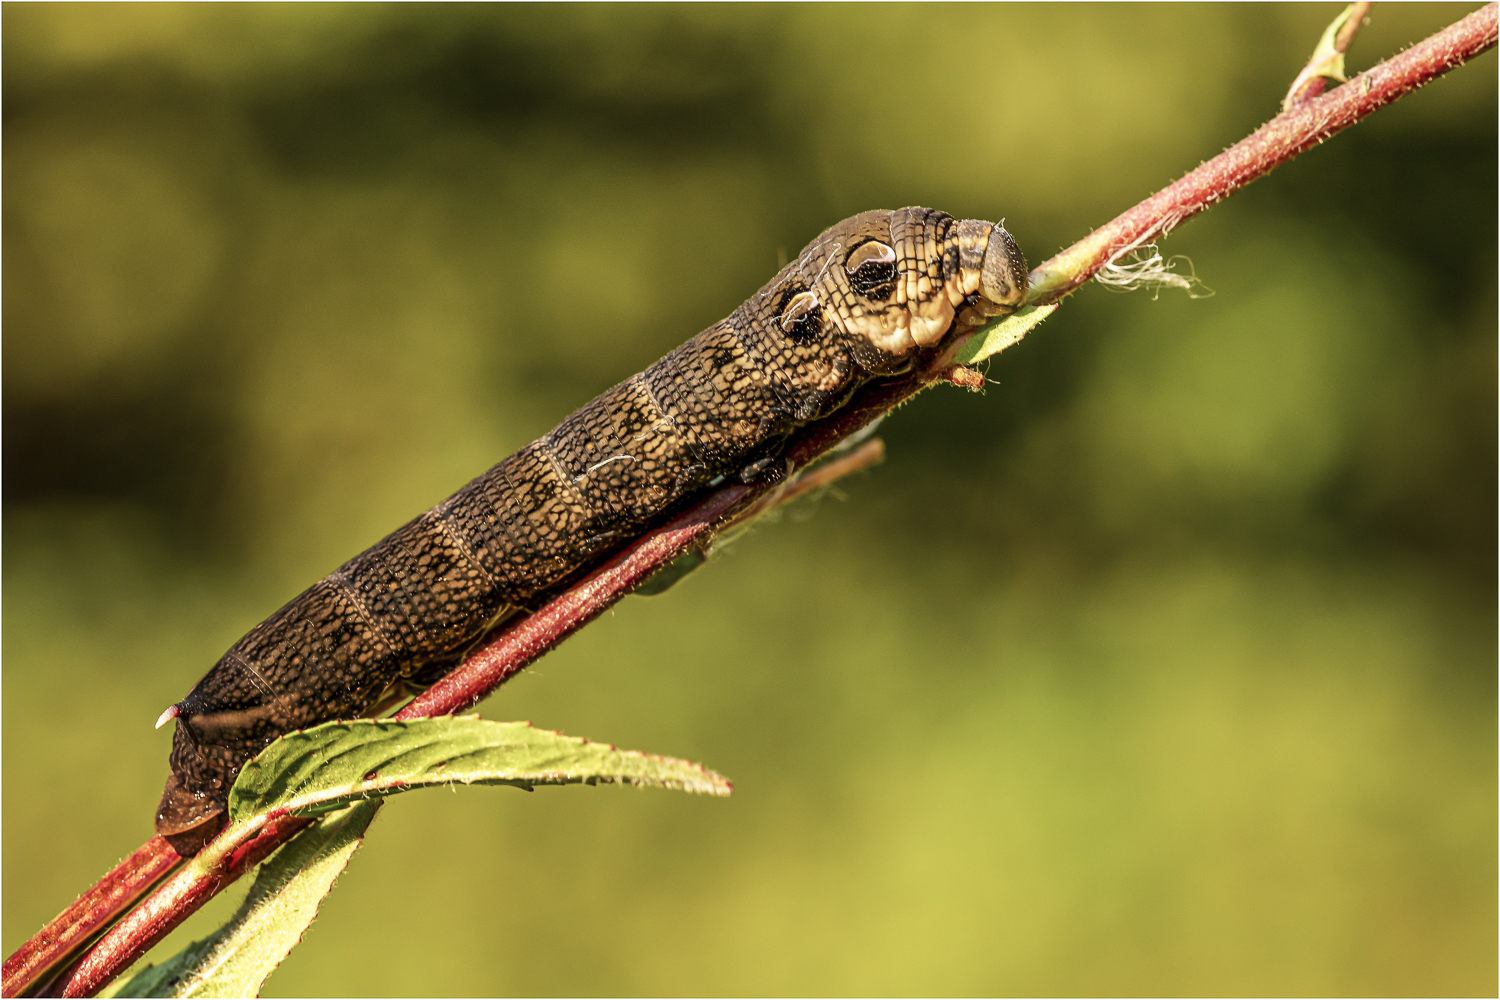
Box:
845, 239, 898, 299
154, 206, 1028, 856
779, 289, 822, 342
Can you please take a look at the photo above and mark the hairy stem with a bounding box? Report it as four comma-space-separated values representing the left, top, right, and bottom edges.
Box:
1027, 2, 1496, 304
1, 840, 180, 998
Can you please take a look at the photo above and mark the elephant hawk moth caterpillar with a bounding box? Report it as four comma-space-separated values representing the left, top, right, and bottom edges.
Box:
155, 206, 1028, 855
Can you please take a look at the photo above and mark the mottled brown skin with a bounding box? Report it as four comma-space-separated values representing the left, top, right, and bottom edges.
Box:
157, 207, 1029, 855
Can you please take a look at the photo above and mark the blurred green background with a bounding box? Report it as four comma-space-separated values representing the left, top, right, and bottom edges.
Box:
4, 4, 1494, 995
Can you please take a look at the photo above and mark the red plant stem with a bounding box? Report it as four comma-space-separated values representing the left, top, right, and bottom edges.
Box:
1027, 2, 1498, 305
14, 7, 1495, 997
1, 839, 180, 998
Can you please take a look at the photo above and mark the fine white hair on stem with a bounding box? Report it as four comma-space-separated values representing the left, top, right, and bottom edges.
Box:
1095, 240, 1212, 298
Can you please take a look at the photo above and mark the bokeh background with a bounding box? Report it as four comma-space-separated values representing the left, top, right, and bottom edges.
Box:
4, 4, 1494, 995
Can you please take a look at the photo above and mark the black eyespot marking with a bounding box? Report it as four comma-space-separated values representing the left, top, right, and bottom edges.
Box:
778, 289, 822, 343
845, 240, 898, 301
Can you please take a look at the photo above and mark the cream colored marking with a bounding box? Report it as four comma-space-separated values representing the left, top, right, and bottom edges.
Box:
627, 417, 675, 446
817, 285, 909, 356
332, 571, 406, 655
572, 454, 636, 485
434, 503, 499, 588
908, 294, 956, 347
844, 240, 896, 274
543, 448, 586, 503
809, 242, 842, 289
637, 380, 706, 466
780, 291, 820, 332
227, 649, 280, 701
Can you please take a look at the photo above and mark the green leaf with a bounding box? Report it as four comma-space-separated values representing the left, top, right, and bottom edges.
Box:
1306, 4, 1357, 85
104, 720, 729, 998
952, 303, 1058, 366
106, 800, 378, 998
228, 716, 733, 822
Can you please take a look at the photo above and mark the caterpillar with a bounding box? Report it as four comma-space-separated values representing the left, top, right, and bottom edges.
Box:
155, 207, 1028, 855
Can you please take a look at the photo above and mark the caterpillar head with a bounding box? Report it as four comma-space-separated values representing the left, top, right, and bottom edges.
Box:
953, 216, 1030, 319
796, 208, 1028, 366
